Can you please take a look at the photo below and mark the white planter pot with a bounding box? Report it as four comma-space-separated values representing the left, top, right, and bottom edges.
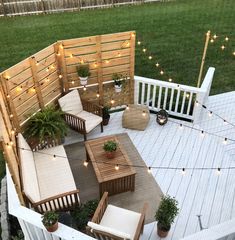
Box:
114, 85, 122, 93
79, 76, 88, 86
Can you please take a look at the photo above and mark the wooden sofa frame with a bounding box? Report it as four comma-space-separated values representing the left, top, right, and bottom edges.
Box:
63, 99, 103, 141
24, 189, 80, 214
86, 192, 147, 240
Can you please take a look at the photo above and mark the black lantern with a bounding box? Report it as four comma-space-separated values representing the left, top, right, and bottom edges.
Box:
156, 109, 168, 125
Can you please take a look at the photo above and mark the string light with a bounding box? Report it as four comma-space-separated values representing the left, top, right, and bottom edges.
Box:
208, 111, 213, 117
224, 119, 227, 125
210, 39, 214, 43
118, 53, 121, 57
233, 52, 235, 56
11, 130, 15, 135
168, 78, 172, 82
10, 141, 14, 146
94, 63, 98, 68
6, 143, 11, 149
45, 78, 50, 83
96, 93, 100, 98
223, 138, 228, 144
142, 111, 146, 117
52, 155, 56, 160
46, 67, 50, 72
59, 75, 63, 79
7, 94, 10, 98
126, 105, 129, 110
105, 60, 110, 64
148, 56, 152, 60
10, 113, 13, 118
148, 167, 152, 174
181, 168, 186, 175
83, 86, 87, 91
71, 81, 75, 85
70, 54, 73, 58
111, 99, 115, 105
115, 164, 119, 170
225, 37, 229, 41
213, 34, 218, 39
143, 48, 147, 53
179, 124, 183, 129
201, 130, 205, 137
83, 160, 89, 167
57, 53, 61, 57
160, 70, 164, 75
137, 41, 141, 45
216, 168, 221, 175
221, 45, 225, 50
16, 86, 23, 92
60, 45, 63, 49
36, 61, 39, 66
155, 63, 160, 67
186, 93, 190, 99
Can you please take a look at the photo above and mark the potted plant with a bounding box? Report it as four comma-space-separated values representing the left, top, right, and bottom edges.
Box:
24, 106, 68, 149
102, 106, 111, 126
77, 64, 91, 85
103, 140, 118, 159
113, 73, 123, 93
42, 211, 59, 232
155, 195, 179, 238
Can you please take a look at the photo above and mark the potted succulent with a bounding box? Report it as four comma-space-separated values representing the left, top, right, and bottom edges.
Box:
77, 64, 91, 85
42, 211, 59, 232
102, 106, 111, 126
155, 195, 179, 238
113, 73, 123, 93
24, 106, 68, 149
103, 140, 118, 159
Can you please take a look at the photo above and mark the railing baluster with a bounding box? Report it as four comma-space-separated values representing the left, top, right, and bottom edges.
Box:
157, 86, 162, 109
180, 91, 186, 114
187, 92, 193, 115
152, 85, 157, 109
163, 87, 168, 110
146, 84, 151, 107
169, 88, 174, 112
141, 83, 145, 105
174, 88, 181, 112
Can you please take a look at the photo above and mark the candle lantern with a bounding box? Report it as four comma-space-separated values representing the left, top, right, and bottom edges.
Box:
156, 109, 168, 125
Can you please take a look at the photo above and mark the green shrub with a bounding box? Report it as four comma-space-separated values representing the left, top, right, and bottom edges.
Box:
155, 195, 179, 231
42, 211, 59, 227
103, 140, 118, 152
77, 64, 91, 77
71, 199, 98, 231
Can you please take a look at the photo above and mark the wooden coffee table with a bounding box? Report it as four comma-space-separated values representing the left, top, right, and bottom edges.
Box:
85, 135, 136, 197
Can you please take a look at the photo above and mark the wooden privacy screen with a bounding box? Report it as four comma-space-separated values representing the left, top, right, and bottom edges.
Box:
0, 31, 135, 130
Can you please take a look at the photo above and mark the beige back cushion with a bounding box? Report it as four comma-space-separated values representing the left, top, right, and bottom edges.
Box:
18, 134, 40, 202
58, 90, 83, 115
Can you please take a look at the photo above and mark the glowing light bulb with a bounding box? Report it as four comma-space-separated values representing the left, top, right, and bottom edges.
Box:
224, 120, 227, 125
223, 138, 228, 144
131, 33, 135, 37
80, 59, 84, 64
201, 130, 205, 137
71, 81, 75, 85
6, 143, 11, 149
233, 51, 235, 56
59, 75, 63, 79
70, 54, 73, 58
168, 78, 172, 82
118, 53, 121, 57
83, 161, 89, 167
10, 141, 14, 146
115, 164, 119, 171
36, 61, 39, 66
181, 168, 186, 175
137, 41, 141, 45
143, 48, 147, 53
11, 130, 15, 135
7, 94, 10, 98
111, 99, 115, 105
46, 67, 50, 72
142, 111, 146, 117
57, 53, 61, 56
213, 34, 218, 39
195, 100, 199, 107
148, 56, 152, 60
179, 124, 183, 129
30, 87, 36, 93
210, 39, 214, 43
53, 155, 56, 160
225, 37, 229, 41
155, 63, 160, 67
45, 78, 50, 83
147, 167, 152, 174
105, 60, 110, 64
160, 70, 164, 75
83, 86, 87, 91
10, 113, 13, 118
186, 93, 190, 98
208, 111, 213, 117
60, 45, 63, 49
94, 63, 98, 68
96, 93, 100, 98
16, 86, 23, 92
126, 105, 129, 110
221, 45, 225, 50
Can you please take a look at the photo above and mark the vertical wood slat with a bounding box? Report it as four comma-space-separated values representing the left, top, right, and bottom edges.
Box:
152, 85, 157, 109
157, 86, 162, 109
169, 88, 174, 112
146, 84, 151, 106
141, 83, 145, 105
187, 92, 193, 115
58, 41, 69, 92
129, 31, 136, 104
0, 75, 20, 131
54, 43, 64, 92
180, 91, 186, 114
29, 57, 44, 109
163, 87, 168, 110
0, 0, 6, 16
174, 88, 181, 112
96, 35, 104, 105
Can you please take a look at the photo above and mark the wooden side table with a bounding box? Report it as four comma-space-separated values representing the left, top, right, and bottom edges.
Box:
85, 135, 136, 197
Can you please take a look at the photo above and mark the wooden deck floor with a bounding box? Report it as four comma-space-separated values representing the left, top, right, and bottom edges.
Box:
64, 91, 235, 240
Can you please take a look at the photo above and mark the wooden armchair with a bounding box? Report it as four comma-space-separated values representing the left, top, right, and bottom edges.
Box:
58, 90, 103, 141
86, 192, 147, 240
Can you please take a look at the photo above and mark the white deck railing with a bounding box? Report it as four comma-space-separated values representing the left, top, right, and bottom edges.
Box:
134, 67, 215, 122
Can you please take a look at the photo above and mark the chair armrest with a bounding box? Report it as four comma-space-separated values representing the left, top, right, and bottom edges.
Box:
82, 100, 103, 117
91, 192, 109, 224
133, 203, 148, 240
25, 189, 80, 213
63, 112, 86, 134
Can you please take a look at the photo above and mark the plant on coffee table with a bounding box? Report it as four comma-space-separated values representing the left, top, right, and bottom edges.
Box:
103, 140, 118, 159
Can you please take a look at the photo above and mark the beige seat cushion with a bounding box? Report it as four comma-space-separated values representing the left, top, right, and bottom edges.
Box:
34, 145, 77, 200
100, 204, 141, 240
87, 221, 131, 240
18, 134, 41, 202
77, 111, 102, 133
58, 90, 83, 115
122, 104, 150, 131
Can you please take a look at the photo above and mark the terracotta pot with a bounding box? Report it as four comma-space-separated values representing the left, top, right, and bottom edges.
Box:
105, 151, 116, 159
157, 222, 170, 238
45, 221, 58, 232
103, 115, 110, 126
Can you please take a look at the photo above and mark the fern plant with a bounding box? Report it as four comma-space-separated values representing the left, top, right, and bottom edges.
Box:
24, 106, 68, 144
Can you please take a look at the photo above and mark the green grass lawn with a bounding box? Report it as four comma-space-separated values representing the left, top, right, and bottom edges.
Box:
0, 0, 234, 94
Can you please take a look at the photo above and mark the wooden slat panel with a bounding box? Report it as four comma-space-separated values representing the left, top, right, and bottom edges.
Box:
65, 53, 97, 65
33, 44, 55, 62
62, 36, 97, 48
64, 45, 97, 57
37, 68, 57, 81
101, 41, 130, 52
18, 102, 40, 124
43, 88, 61, 104
41, 79, 61, 97
101, 31, 131, 43
102, 64, 130, 76
15, 95, 38, 116
36, 54, 56, 73
2, 58, 30, 79
102, 48, 130, 60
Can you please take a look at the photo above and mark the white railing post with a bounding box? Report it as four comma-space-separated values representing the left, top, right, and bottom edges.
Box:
193, 67, 215, 123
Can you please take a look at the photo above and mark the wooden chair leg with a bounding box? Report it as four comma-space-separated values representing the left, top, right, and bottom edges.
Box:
100, 122, 104, 132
